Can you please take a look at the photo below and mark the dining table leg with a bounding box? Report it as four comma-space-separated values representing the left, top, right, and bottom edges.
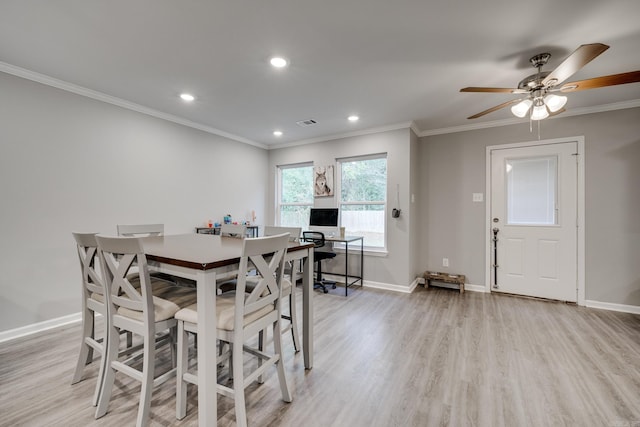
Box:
196, 270, 217, 426
302, 250, 314, 369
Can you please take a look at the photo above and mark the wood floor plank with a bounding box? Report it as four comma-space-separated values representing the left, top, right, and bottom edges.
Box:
1, 287, 639, 426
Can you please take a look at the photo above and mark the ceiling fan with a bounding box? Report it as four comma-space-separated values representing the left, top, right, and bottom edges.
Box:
460, 43, 640, 121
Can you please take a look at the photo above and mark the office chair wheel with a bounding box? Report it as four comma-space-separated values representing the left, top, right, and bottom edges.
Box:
323, 288, 329, 293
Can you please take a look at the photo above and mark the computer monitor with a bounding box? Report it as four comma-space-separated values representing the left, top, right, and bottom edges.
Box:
309, 208, 339, 227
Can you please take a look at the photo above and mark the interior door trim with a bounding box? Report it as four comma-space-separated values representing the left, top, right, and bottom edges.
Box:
485, 136, 585, 305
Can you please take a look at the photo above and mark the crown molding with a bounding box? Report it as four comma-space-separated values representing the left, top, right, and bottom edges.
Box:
270, 121, 416, 150
419, 99, 640, 137
0, 61, 266, 149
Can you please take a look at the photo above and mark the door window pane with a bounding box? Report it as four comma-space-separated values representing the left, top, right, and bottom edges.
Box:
506, 156, 557, 225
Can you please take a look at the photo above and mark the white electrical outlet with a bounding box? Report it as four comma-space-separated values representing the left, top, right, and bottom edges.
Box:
473, 193, 484, 202
443, 258, 449, 267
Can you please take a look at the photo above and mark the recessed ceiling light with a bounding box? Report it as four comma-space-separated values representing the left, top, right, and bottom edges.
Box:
270, 57, 288, 68
273, 130, 283, 137
180, 93, 195, 102
348, 115, 359, 122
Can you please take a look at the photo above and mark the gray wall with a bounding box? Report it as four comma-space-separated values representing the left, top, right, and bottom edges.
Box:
2, 69, 637, 334
267, 128, 415, 289
0, 72, 269, 331
417, 107, 640, 306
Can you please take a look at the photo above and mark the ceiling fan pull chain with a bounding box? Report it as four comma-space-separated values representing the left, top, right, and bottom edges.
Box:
537, 119, 541, 140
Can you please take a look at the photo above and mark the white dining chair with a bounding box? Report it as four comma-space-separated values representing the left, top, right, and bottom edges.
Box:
70, 232, 108, 406
219, 223, 247, 238
94, 235, 198, 427
116, 223, 164, 237
117, 223, 194, 287
263, 226, 302, 352
215, 223, 250, 285
175, 233, 293, 427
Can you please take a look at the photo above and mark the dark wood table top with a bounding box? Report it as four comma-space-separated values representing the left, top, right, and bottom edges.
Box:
143, 233, 312, 271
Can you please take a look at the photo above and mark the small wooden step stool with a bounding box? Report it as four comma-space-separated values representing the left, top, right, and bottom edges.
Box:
423, 271, 466, 293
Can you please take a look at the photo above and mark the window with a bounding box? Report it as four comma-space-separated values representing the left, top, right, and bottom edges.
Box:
506, 156, 557, 225
277, 163, 313, 229
338, 154, 387, 249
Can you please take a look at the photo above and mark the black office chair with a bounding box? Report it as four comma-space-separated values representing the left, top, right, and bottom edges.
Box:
302, 231, 337, 293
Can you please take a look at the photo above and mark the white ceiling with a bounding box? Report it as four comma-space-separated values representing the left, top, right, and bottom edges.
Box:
1, 1, 639, 148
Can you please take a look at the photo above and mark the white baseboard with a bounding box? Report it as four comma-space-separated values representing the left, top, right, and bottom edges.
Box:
464, 283, 487, 293
364, 279, 416, 293
0, 312, 81, 344
323, 274, 415, 293
585, 300, 640, 315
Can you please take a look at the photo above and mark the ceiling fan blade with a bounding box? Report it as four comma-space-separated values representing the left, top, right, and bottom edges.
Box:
542, 43, 609, 87
467, 98, 526, 119
460, 87, 527, 94
549, 107, 566, 117
559, 70, 640, 92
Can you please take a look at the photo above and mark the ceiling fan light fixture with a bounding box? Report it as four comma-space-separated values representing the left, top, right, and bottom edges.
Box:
531, 99, 549, 121
544, 94, 568, 112
511, 99, 533, 118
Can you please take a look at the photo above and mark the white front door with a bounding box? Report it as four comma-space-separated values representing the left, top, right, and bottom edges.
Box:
490, 141, 578, 302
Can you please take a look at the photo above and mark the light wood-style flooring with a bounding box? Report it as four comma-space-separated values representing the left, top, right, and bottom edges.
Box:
1, 286, 639, 427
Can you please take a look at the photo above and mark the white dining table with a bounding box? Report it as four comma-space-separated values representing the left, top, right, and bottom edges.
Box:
142, 233, 314, 426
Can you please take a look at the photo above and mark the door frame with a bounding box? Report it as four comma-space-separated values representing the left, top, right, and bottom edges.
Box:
484, 136, 586, 305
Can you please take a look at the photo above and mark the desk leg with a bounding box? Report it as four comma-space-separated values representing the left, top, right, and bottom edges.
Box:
302, 250, 314, 369
360, 238, 364, 289
344, 241, 349, 297
196, 270, 217, 426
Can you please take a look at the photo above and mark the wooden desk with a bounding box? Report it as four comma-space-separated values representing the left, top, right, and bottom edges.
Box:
142, 234, 314, 426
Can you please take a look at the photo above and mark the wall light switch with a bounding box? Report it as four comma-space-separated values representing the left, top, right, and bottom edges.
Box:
411, 194, 415, 203
473, 193, 484, 202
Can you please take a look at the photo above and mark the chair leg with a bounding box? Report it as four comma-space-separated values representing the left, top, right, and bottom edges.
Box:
71, 308, 94, 384
273, 319, 292, 403
176, 321, 188, 420
288, 292, 300, 353
257, 329, 266, 384
95, 322, 119, 419
136, 330, 156, 427
170, 327, 177, 368
232, 337, 248, 427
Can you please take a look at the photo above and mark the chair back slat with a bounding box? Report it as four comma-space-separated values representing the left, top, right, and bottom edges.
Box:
96, 235, 153, 320
117, 223, 164, 237
264, 226, 302, 242
234, 233, 289, 327
73, 232, 104, 297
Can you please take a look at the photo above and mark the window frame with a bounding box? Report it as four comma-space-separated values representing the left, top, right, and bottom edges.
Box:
276, 162, 314, 227
336, 153, 388, 252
